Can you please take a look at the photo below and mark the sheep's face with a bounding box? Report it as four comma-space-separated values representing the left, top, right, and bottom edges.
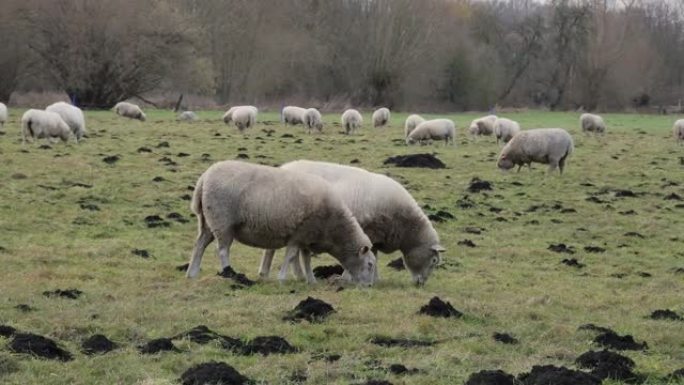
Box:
406, 137, 417, 145
468, 123, 479, 135
498, 154, 515, 170
344, 245, 376, 286
405, 244, 444, 286
138, 113, 147, 122
315, 122, 323, 131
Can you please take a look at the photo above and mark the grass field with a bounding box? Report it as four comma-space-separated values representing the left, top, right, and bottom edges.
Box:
0, 109, 682, 385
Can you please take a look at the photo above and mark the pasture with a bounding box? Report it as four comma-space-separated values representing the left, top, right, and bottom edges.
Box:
0, 109, 682, 384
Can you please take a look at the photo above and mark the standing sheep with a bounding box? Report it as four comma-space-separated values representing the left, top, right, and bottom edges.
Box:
259, 160, 445, 286
231, 106, 256, 133
304, 108, 323, 133
45, 102, 86, 141
186, 160, 377, 286
113, 102, 146, 121
341, 109, 363, 135
493, 117, 521, 144
674, 119, 684, 145
580, 113, 606, 135
21, 109, 72, 144
223, 106, 257, 125
178, 111, 198, 122
372, 107, 390, 128
404, 114, 425, 137
406, 119, 455, 146
497, 128, 574, 175
282, 106, 307, 126
468, 115, 497, 136
0, 102, 7, 130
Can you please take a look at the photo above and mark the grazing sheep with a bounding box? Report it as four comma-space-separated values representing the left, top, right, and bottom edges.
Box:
372, 107, 390, 128
468, 115, 497, 136
223, 106, 257, 125
497, 128, 574, 174
177, 111, 198, 122
341, 109, 363, 135
21, 109, 71, 144
404, 114, 425, 137
493, 117, 521, 144
113, 101, 146, 121
674, 119, 684, 145
45, 102, 86, 141
282, 106, 307, 126
231, 106, 256, 133
406, 119, 455, 145
259, 160, 445, 286
186, 160, 377, 285
304, 108, 323, 133
0, 102, 7, 130
580, 113, 606, 135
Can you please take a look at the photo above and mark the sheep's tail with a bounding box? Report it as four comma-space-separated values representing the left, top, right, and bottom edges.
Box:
191, 174, 205, 231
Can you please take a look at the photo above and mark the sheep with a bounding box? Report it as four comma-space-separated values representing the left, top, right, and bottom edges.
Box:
258, 160, 445, 286
282, 106, 307, 126
404, 114, 425, 137
113, 101, 146, 121
406, 119, 455, 145
497, 128, 574, 174
21, 109, 72, 144
341, 109, 363, 135
674, 119, 684, 145
580, 113, 606, 135
177, 111, 198, 122
303, 108, 323, 133
493, 117, 521, 144
45, 102, 86, 141
468, 115, 497, 136
223, 106, 257, 125
0, 102, 7, 130
186, 160, 377, 286
372, 107, 390, 128
231, 106, 256, 132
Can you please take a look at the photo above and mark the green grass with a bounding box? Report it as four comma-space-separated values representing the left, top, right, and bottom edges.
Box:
0, 109, 683, 384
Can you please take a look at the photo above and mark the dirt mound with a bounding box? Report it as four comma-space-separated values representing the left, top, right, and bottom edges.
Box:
465, 227, 484, 234
42, 288, 83, 299
167, 212, 189, 223
464, 370, 516, 385
468, 177, 493, 193
217, 266, 256, 287
14, 304, 35, 312
243, 336, 297, 355
354, 381, 393, 385
180, 361, 253, 385
593, 331, 647, 350
668, 368, 684, 380
283, 297, 335, 322
664, 193, 682, 200
312, 265, 344, 279
383, 154, 445, 169
369, 336, 434, 348
132, 249, 150, 258
584, 246, 606, 253
458, 239, 477, 248
82, 334, 118, 355
548, 243, 575, 254
388, 364, 419, 375
387, 258, 405, 271
176, 263, 190, 272
102, 155, 120, 164
9, 333, 73, 361
578, 324, 614, 334
144, 215, 170, 228
172, 325, 230, 344
493, 332, 519, 345
575, 350, 637, 381
649, 309, 682, 321
624, 232, 645, 238
138, 338, 180, 354
0, 325, 16, 337
418, 297, 463, 318
561, 258, 586, 268
518, 365, 601, 385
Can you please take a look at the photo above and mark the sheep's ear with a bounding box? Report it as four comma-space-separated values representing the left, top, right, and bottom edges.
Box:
359, 245, 370, 255
431, 245, 446, 253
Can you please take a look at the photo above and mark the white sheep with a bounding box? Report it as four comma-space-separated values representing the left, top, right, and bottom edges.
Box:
177, 111, 198, 122
468, 115, 497, 136
21, 109, 72, 144
45, 102, 86, 141
223, 106, 257, 125
186, 160, 377, 286
0, 102, 7, 130
404, 114, 425, 137
113, 101, 146, 121
674, 119, 684, 145
497, 128, 574, 174
259, 160, 445, 286
341, 109, 363, 135
304, 108, 323, 133
231, 106, 256, 133
406, 119, 455, 145
493, 117, 521, 144
282, 106, 307, 126
372, 107, 390, 128
580, 113, 606, 135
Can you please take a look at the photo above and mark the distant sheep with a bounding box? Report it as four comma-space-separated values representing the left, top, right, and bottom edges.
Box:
223, 106, 257, 125
341, 109, 363, 135
493, 117, 521, 144
404, 114, 425, 137
0, 103, 7, 130
580, 113, 606, 135
674, 119, 684, 144
113, 102, 146, 121
45, 102, 86, 141
468, 115, 497, 136
497, 128, 574, 174
406, 119, 455, 145
372, 107, 390, 128
304, 108, 323, 133
21, 109, 71, 144
282, 106, 307, 126
186, 160, 377, 286
231, 106, 256, 133
178, 111, 198, 122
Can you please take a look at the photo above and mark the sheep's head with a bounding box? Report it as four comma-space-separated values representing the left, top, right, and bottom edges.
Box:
138, 112, 147, 122
497, 153, 514, 170
404, 244, 445, 286
468, 123, 479, 135
406, 136, 417, 145
343, 245, 376, 286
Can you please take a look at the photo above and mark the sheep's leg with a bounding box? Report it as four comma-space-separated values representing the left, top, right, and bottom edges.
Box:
216, 233, 234, 271
258, 249, 276, 279
278, 246, 300, 282
559, 155, 568, 175
186, 223, 215, 278
371, 247, 380, 282
547, 159, 559, 174
300, 249, 316, 284
291, 253, 305, 280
